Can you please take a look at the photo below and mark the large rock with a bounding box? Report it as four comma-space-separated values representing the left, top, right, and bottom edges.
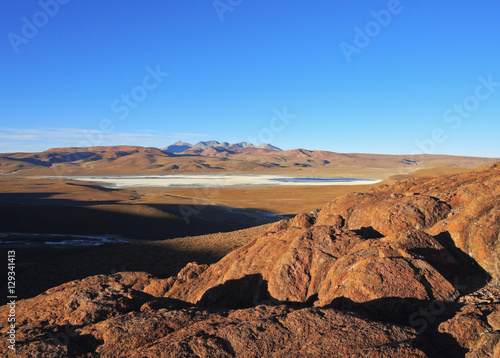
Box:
438, 285, 500, 357
1, 303, 431, 357
316, 193, 451, 236
0, 272, 154, 357
315, 231, 460, 307
79, 308, 212, 358
126, 306, 430, 358
0, 272, 151, 331
163, 227, 460, 313
315, 163, 500, 283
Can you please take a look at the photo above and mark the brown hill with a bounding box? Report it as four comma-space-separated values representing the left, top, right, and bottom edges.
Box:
0, 145, 497, 176
1, 163, 500, 356
44, 145, 165, 155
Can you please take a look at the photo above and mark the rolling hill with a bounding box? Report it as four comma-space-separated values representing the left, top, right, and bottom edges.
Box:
0, 142, 498, 177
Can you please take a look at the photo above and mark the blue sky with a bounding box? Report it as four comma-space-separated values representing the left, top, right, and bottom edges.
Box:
1, 0, 499, 156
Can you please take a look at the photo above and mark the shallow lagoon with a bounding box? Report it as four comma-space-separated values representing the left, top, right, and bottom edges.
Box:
62, 174, 381, 188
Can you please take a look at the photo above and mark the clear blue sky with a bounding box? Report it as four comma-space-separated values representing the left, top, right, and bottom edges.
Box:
1, 0, 499, 156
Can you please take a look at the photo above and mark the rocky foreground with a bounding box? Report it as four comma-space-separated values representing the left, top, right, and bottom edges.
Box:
2, 163, 500, 357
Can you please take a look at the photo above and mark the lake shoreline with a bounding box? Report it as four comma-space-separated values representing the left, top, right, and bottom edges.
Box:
49, 174, 382, 189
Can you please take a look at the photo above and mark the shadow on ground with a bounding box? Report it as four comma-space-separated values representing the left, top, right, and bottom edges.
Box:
0, 192, 281, 299
0, 192, 281, 241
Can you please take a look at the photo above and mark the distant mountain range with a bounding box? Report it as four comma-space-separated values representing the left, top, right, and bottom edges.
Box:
162, 141, 281, 153
0, 142, 498, 176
